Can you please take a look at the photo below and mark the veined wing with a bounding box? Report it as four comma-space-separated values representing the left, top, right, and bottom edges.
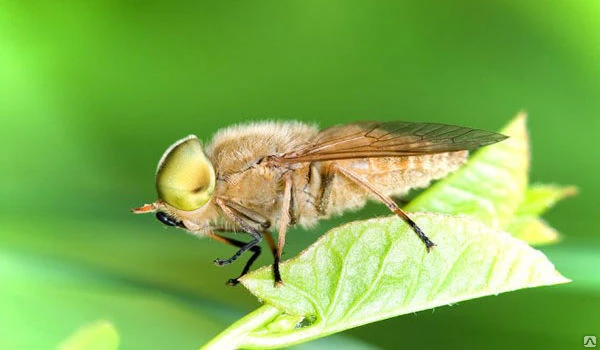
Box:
273, 121, 507, 163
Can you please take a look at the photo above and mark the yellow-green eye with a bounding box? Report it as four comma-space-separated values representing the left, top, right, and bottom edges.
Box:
155, 135, 215, 211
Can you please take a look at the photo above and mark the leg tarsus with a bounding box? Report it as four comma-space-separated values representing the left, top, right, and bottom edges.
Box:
273, 255, 283, 287
397, 208, 436, 251
264, 231, 283, 285
226, 245, 261, 286
213, 234, 261, 266
208, 232, 263, 285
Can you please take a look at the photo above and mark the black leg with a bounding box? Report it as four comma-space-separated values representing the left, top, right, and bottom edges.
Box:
209, 233, 262, 286
214, 199, 264, 265
273, 255, 282, 285
213, 236, 261, 266
227, 244, 261, 286
215, 197, 289, 286
263, 231, 282, 285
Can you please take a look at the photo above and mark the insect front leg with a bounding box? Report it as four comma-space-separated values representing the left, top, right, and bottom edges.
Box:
208, 232, 263, 286
333, 164, 436, 251
214, 198, 263, 266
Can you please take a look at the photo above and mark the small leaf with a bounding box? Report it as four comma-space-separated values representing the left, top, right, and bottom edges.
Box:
406, 112, 529, 228
504, 184, 576, 245
238, 213, 568, 347
515, 184, 578, 216
58, 321, 119, 350
507, 217, 560, 246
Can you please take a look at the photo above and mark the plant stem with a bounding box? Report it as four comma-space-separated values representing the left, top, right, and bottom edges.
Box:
240, 323, 325, 349
200, 304, 281, 350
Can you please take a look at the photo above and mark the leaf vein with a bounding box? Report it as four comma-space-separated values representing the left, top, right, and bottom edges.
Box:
342, 235, 394, 320
401, 248, 427, 306
324, 227, 368, 320
282, 280, 326, 320
427, 241, 476, 301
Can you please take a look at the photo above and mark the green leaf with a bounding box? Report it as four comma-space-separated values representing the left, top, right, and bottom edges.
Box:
507, 217, 560, 246
504, 184, 576, 245
204, 213, 568, 349
402, 114, 575, 247
58, 321, 119, 350
515, 184, 578, 217
405, 112, 529, 228
202, 112, 574, 349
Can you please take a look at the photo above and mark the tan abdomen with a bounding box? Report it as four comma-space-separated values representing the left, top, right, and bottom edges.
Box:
305, 151, 468, 222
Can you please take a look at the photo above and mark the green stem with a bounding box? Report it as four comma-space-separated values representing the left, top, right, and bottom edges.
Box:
240, 323, 325, 349
200, 304, 281, 350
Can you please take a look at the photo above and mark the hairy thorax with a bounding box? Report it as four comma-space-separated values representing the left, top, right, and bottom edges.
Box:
205, 121, 318, 176
202, 121, 319, 230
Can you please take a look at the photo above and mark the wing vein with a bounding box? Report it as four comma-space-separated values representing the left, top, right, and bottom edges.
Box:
274, 121, 506, 164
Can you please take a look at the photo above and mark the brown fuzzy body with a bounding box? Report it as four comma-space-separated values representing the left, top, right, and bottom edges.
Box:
169, 121, 467, 235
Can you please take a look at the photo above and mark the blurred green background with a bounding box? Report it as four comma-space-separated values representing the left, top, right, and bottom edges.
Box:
1, 1, 599, 349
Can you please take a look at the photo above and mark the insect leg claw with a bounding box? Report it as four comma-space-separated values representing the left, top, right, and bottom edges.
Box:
226, 278, 240, 286
426, 242, 436, 252
214, 258, 232, 266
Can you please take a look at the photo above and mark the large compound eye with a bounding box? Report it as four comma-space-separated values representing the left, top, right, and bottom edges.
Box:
155, 135, 216, 211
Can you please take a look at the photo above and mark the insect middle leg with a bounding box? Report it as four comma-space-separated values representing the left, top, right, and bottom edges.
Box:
272, 172, 293, 286
333, 164, 436, 251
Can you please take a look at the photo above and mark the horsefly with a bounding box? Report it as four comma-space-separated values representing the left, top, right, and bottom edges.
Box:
133, 121, 507, 286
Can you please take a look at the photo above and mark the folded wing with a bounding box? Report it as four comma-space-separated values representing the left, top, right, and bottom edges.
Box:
273, 121, 507, 164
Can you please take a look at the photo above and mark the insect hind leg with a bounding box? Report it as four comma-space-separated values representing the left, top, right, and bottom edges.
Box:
315, 162, 337, 215
333, 164, 435, 251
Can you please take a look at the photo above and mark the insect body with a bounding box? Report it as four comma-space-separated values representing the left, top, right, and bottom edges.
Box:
133, 121, 507, 285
